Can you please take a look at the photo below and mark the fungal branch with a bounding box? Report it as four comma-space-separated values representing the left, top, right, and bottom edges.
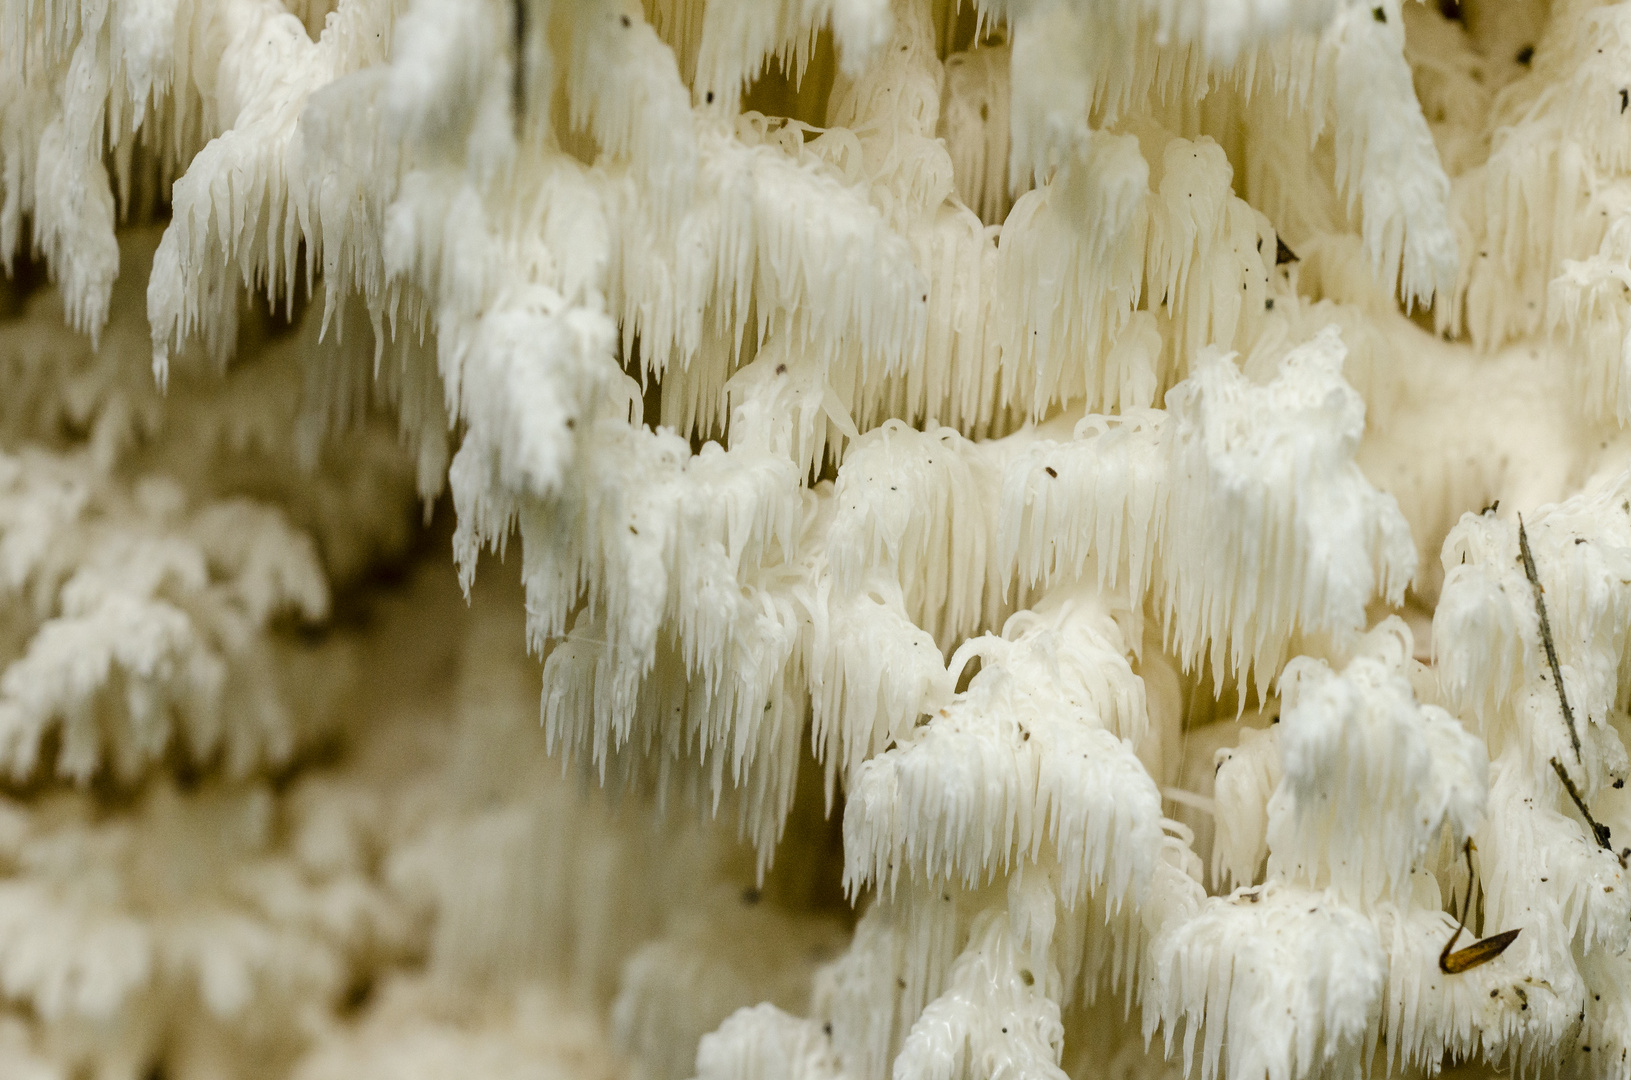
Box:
11, 0, 1631, 1079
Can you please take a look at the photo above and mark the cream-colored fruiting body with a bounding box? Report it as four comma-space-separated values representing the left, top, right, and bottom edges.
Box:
6, 0, 1631, 1079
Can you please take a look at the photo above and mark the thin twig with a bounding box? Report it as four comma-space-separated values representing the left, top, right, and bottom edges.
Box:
1520, 521, 1619, 861
1518, 515, 1582, 763
513, 0, 528, 125
1437, 841, 1473, 964
1551, 756, 1614, 852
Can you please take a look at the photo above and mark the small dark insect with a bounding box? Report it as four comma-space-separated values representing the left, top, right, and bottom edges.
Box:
1443, 931, 1521, 975
1275, 237, 1299, 265
1440, 839, 1521, 974
1372, 6, 1386, 21
1622, 89, 1629, 114
1515, 45, 1534, 65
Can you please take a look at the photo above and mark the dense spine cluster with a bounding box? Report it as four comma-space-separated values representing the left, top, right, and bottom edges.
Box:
6, 1, 1631, 1079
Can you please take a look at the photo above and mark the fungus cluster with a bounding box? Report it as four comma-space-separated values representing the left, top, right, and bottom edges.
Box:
2, 1, 1631, 1079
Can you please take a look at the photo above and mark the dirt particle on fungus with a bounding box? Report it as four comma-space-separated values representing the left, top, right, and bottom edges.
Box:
1621, 88, 1628, 113
824, 1023, 833, 1036
620, 14, 630, 26
1045, 466, 1058, 478
775, 363, 787, 374
1372, 6, 1386, 20
1516, 44, 1534, 65
341, 977, 375, 1014
706, 91, 714, 103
